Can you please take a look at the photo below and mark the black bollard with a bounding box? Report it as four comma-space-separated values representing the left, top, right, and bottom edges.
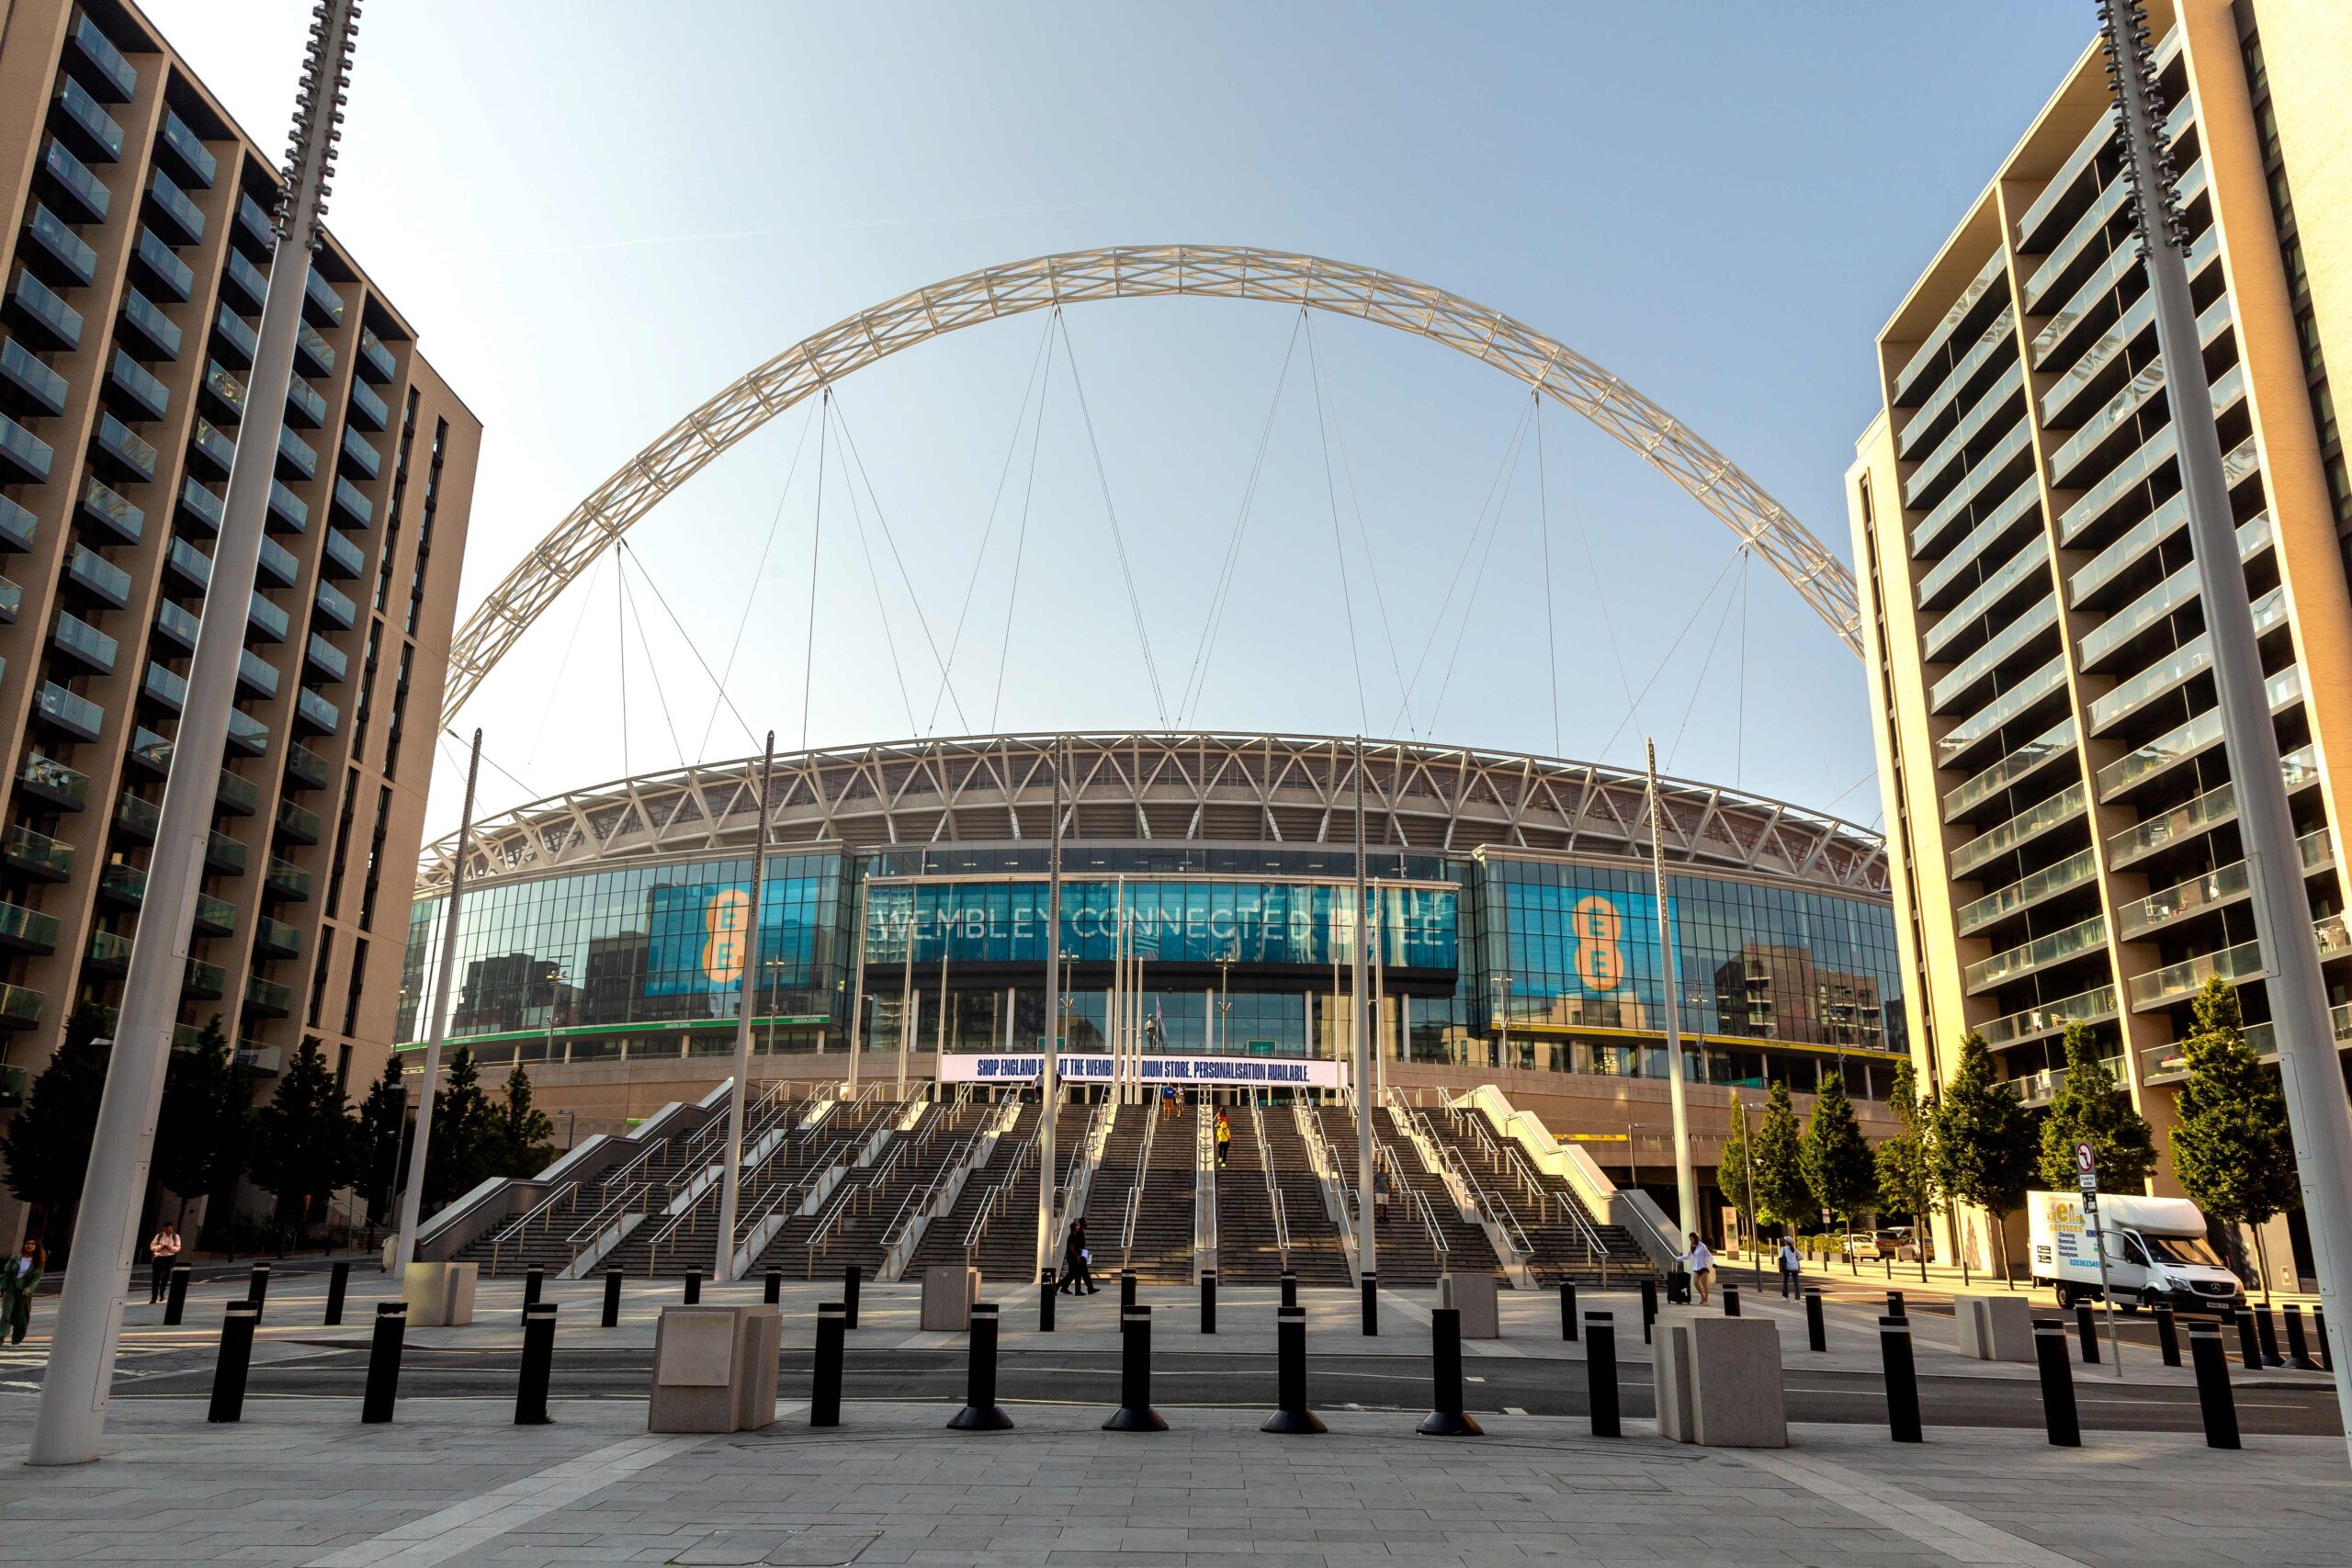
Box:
1201, 1269, 1216, 1336
810, 1302, 845, 1427
362, 1302, 406, 1425
2032, 1319, 2080, 1448
683, 1271, 701, 1306
1102, 1306, 1167, 1431
2155, 1304, 2181, 1368
1417, 1306, 1483, 1437
207, 1301, 260, 1424
2283, 1304, 2321, 1371
1039, 1268, 1057, 1333
947, 1303, 1013, 1430
842, 1265, 862, 1329
1119, 1270, 1136, 1312
2236, 1305, 2263, 1371
1261, 1303, 1325, 1434
1885, 1290, 1906, 1321
2254, 1304, 2284, 1368
2315, 1306, 2334, 1371
324, 1259, 350, 1326
2188, 1320, 2241, 1449
2074, 1301, 2100, 1365
602, 1269, 622, 1329
1558, 1280, 1578, 1342
1362, 1271, 1379, 1337
248, 1263, 271, 1323
1585, 1311, 1620, 1438
1880, 1315, 1922, 1443
1804, 1289, 1826, 1353
764, 1269, 782, 1305
1723, 1285, 1740, 1317
1279, 1270, 1296, 1310
523, 1264, 544, 1315
164, 1263, 191, 1326
1640, 1277, 1658, 1344
514, 1303, 557, 1425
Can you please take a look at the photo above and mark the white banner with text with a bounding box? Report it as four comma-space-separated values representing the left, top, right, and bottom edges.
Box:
938, 1053, 1346, 1089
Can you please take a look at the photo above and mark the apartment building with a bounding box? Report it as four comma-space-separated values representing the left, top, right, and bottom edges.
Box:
0, 0, 477, 1234
1849, 0, 2352, 1271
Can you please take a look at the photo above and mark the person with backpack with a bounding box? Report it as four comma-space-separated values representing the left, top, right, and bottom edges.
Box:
1059, 1218, 1099, 1295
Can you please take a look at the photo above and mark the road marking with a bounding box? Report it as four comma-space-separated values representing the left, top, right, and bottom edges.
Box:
1504, 1404, 1528, 1416
305, 1430, 712, 1567
1736, 1449, 2089, 1567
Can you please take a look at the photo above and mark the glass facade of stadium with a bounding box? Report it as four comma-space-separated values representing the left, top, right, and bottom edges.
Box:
399, 840, 1910, 1100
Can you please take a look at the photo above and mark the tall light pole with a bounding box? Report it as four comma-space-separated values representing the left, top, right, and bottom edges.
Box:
390, 732, 481, 1269
715, 732, 774, 1282
1034, 739, 1063, 1282
1351, 737, 1374, 1285
2100, 0, 2352, 1453
1646, 739, 1699, 1244
30, 0, 367, 1468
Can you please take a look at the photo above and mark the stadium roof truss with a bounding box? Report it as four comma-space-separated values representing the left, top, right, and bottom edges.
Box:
441, 245, 1863, 722
419, 732, 1889, 900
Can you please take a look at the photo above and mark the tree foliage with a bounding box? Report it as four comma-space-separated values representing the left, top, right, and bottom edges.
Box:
153, 1015, 251, 1227
1749, 1080, 1814, 1231
1717, 1095, 1754, 1229
352, 1054, 408, 1223
491, 1061, 556, 1179
422, 1045, 496, 1212
1802, 1068, 1879, 1231
2169, 980, 2299, 1280
1931, 1031, 2040, 1280
1872, 1059, 1937, 1224
2036, 1021, 2156, 1191
248, 1036, 357, 1234
2, 1004, 112, 1224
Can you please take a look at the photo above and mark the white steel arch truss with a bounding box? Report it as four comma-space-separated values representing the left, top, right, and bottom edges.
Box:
440, 245, 1863, 721
417, 731, 1889, 902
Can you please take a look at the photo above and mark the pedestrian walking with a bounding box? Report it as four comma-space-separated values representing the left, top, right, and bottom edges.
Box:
2, 1240, 43, 1345
148, 1222, 183, 1304
1678, 1233, 1715, 1306
1778, 1237, 1802, 1299
1374, 1167, 1392, 1224
1059, 1218, 1099, 1295
1215, 1109, 1231, 1169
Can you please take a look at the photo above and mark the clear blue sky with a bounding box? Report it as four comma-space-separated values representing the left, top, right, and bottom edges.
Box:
151, 1, 2092, 843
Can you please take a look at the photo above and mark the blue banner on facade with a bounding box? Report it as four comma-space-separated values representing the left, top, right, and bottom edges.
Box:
644, 877, 824, 996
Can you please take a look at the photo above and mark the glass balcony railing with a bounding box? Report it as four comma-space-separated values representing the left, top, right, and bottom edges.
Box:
113, 792, 158, 839
9, 267, 83, 350
2117, 829, 2335, 941
315, 580, 356, 629
36, 682, 102, 740
2087, 586, 2286, 736
332, 476, 371, 527
1896, 306, 2017, 458
2075, 513, 2275, 668
2015, 107, 2115, 251
305, 632, 348, 681
92, 413, 156, 481
255, 916, 301, 957
304, 267, 345, 325
184, 959, 225, 998
237, 649, 280, 698
276, 798, 321, 842
179, 476, 224, 535
245, 975, 293, 1015
2096, 665, 2301, 802
107, 349, 168, 420
1911, 418, 2034, 558
23, 203, 96, 287
214, 304, 257, 365
16, 752, 87, 810
68, 545, 130, 605
222, 247, 266, 310
2128, 917, 2352, 1012
125, 728, 170, 774
265, 857, 311, 900
194, 893, 234, 934
2022, 171, 2132, 314
69, 10, 138, 99
52, 77, 127, 161
1917, 479, 2042, 610
258, 535, 298, 587
98, 861, 145, 903
164, 535, 209, 591
322, 528, 364, 579
285, 741, 331, 790
357, 327, 396, 383
1951, 779, 2086, 880
0, 495, 31, 552
248, 592, 288, 642
2143, 1002, 2352, 1084
1935, 654, 2066, 770
1979, 984, 2118, 1052
142, 662, 186, 712
341, 426, 381, 479
295, 321, 334, 374
86, 929, 132, 968
119, 288, 181, 359
1956, 846, 2098, 937
2033, 236, 2154, 369
40, 138, 109, 223
1966, 912, 2109, 994
130, 228, 192, 302
51, 609, 116, 672
236, 192, 273, 254
0, 412, 52, 486
2, 825, 73, 880
205, 831, 246, 875
348, 378, 389, 431
216, 769, 259, 815
286, 378, 325, 427
153, 596, 198, 650
267, 480, 307, 533
201, 360, 245, 418
2105, 746, 2320, 868
145, 171, 203, 243
2062, 420, 2256, 553
296, 688, 339, 734
0, 900, 61, 953
277, 424, 316, 479
1904, 361, 2026, 512
1924, 534, 2051, 664
2068, 492, 2188, 606
226, 706, 268, 754
0, 983, 42, 1029
1, 337, 69, 416
1893, 250, 2007, 407
1929, 596, 2058, 716
80, 477, 141, 545
157, 108, 216, 187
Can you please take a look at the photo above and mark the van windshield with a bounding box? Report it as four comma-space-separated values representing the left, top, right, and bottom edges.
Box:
2143, 1234, 2222, 1268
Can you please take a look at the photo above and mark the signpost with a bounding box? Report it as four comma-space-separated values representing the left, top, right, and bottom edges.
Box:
2077, 1141, 2122, 1377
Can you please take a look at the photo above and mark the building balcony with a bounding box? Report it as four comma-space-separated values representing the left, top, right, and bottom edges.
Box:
276, 424, 316, 480
105, 349, 169, 423
21, 204, 96, 288
243, 975, 292, 1017
213, 304, 257, 367
237, 649, 279, 700
0, 413, 54, 487
1909, 418, 2034, 558
356, 327, 396, 384
50, 610, 117, 674
2117, 829, 2335, 942
266, 480, 307, 534
1965, 912, 2109, 996
215, 768, 259, 816
2140, 1003, 2352, 1086
119, 288, 181, 360
178, 476, 223, 536
143, 172, 204, 244
1934, 654, 2068, 775
1956, 845, 2098, 939
85, 928, 131, 973
340, 427, 380, 480
2097, 666, 2301, 806
67, 545, 131, 607
34, 682, 103, 741
51, 75, 125, 163
2022, 176, 2132, 316
284, 741, 331, 791
112, 791, 157, 841
16, 753, 88, 811
2105, 746, 2321, 871
304, 634, 348, 683
1892, 251, 2007, 409
152, 597, 198, 652
0, 338, 69, 420
303, 267, 345, 327
1979, 983, 2118, 1052
183, 958, 225, 1001
67, 11, 138, 99
38, 138, 109, 225
199, 360, 244, 422
264, 857, 311, 901
155, 108, 216, 188
275, 797, 320, 844
254, 915, 301, 959
0, 496, 32, 553
2074, 514, 2274, 673
330, 477, 371, 529
204, 830, 246, 876
6, 268, 82, 352
235, 192, 273, 257
193, 891, 235, 936
2086, 586, 2287, 738
1928, 596, 2059, 717
1950, 779, 2086, 881
1895, 306, 2017, 459
0, 899, 61, 953
124, 727, 171, 776
96, 860, 144, 907
226, 706, 269, 757
258, 535, 299, 588
2, 825, 74, 882
247, 592, 288, 642
2128, 917, 2352, 1013
1902, 362, 2026, 513
322, 527, 364, 580
314, 580, 356, 630
141, 661, 186, 714
129, 228, 192, 303
294, 688, 339, 736
0, 984, 41, 1031
90, 412, 157, 484
295, 322, 334, 377
79, 478, 141, 547
285, 377, 325, 429
164, 536, 210, 592
348, 378, 388, 431
221, 248, 267, 310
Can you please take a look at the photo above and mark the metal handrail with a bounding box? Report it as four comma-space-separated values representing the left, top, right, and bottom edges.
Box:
488, 1179, 581, 1274
1439, 1141, 1533, 1262
878, 1125, 982, 1258
1194, 1105, 1216, 1266
1505, 1145, 1612, 1280
962, 1136, 1037, 1256
1398, 1179, 1449, 1268
562, 1180, 650, 1267
801, 1168, 869, 1277
1119, 1100, 1162, 1263
1249, 1105, 1288, 1266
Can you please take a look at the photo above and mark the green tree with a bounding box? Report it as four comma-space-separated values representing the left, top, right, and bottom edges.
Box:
422, 1045, 495, 1212
1873, 1059, 1938, 1282
352, 1054, 408, 1224
2169, 979, 2301, 1302
247, 1036, 357, 1240
1931, 1031, 2040, 1286
2036, 1021, 2157, 1192
1802, 1067, 1879, 1268
1718, 1094, 1754, 1255
1, 1004, 112, 1250
1749, 1080, 1814, 1236
153, 1016, 251, 1234
491, 1061, 556, 1179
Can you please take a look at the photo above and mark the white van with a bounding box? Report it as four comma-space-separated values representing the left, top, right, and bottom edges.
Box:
2027, 1190, 2245, 1312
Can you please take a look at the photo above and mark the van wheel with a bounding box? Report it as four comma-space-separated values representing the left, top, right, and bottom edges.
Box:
2140, 1290, 2162, 1314
2053, 1283, 2075, 1309
2119, 1297, 2141, 1314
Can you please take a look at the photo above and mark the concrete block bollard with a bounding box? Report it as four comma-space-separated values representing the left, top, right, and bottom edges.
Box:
362, 1303, 406, 1425
2032, 1319, 2079, 1448
1416, 1306, 1481, 1437
1880, 1315, 1921, 1443
1261, 1303, 1324, 1434
1103, 1306, 1166, 1431
947, 1303, 1013, 1430
1954, 1292, 2034, 1362
2188, 1320, 2241, 1450
648, 1304, 783, 1433
208, 1301, 260, 1425
514, 1303, 557, 1425
1585, 1311, 1620, 1438
921, 1265, 981, 1331
1654, 1312, 1786, 1448
1438, 1271, 1499, 1338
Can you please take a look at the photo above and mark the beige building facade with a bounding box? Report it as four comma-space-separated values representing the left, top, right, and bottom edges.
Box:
0, 1, 477, 1235
1849, 0, 2351, 1278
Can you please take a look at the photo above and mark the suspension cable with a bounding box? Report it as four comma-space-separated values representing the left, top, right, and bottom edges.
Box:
621, 540, 761, 755
616, 549, 686, 768
696, 398, 820, 758
830, 399, 920, 735
528, 548, 604, 770
1389, 398, 1534, 734
1594, 547, 1745, 765
1181, 310, 1304, 728
1534, 394, 1561, 756
1301, 310, 1368, 733
444, 726, 539, 803
1736, 547, 1750, 788
827, 390, 971, 732
927, 310, 1057, 733
1055, 313, 1169, 727
1665, 549, 1746, 774
800, 387, 829, 752
616, 547, 629, 778
1424, 413, 1532, 737
1556, 421, 1635, 717
993, 309, 1059, 732
1308, 313, 1413, 739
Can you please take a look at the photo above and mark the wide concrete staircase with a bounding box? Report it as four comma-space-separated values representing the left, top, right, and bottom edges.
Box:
1111, 1105, 1197, 1283
1413, 1099, 1650, 1283
905, 1102, 1041, 1277
1218, 1104, 1350, 1284
1315, 1103, 1499, 1284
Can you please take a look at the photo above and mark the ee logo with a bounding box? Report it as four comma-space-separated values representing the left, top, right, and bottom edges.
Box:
1570, 895, 1625, 992
701, 887, 752, 986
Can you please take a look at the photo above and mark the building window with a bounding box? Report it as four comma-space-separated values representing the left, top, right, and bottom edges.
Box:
342, 936, 369, 1037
